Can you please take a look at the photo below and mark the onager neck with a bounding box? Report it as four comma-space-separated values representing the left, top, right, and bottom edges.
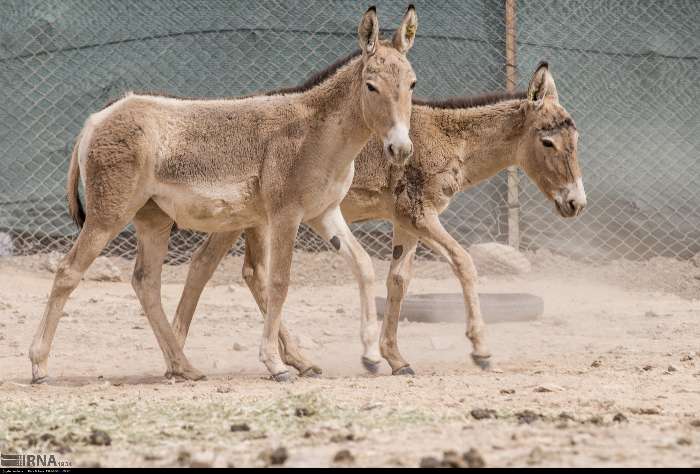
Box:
429, 99, 526, 190
299, 56, 370, 169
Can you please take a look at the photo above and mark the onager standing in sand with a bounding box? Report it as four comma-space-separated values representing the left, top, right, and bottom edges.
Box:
171, 63, 586, 376
28, 5, 419, 383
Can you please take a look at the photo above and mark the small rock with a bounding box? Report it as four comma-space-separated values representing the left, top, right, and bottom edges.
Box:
440, 450, 466, 468
469, 243, 531, 275
689, 419, 700, 428
295, 407, 316, 417
216, 386, 232, 394
515, 410, 542, 424
534, 383, 564, 393
677, 437, 692, 446
232, 343, 245, 352
419, 457, 441, 468
463, 448, 486, 468
631, 407, 661, 415
667, 365, 678, 373
588, 415, 604, 425
335, 308, 345, 314
644, 311, 660, 318
500, 388, 516, 395
558, 412, 576, 421
591, 359, 602, 368
470, 408, 497, 420
260, 447, 288, 466
613, 413, 628, 423
680, 353, 695, 362
333, 449, 355, 464
85, 257, 122, 282
87, 429, 111, 446
230, 423, 250, 432
642, 365, 653, 371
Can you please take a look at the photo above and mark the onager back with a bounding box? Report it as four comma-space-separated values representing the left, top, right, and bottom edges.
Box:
170, 63, 586, 376
28, 5, 419, 383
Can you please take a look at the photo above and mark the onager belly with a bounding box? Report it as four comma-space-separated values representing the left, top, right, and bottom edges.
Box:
153, 177, 262, 232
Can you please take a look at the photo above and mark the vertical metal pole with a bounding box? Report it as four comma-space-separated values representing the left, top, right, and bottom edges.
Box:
505, 0, 520, 249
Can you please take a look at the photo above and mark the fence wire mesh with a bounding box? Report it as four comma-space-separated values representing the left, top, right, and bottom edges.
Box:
0, 0, 698, 263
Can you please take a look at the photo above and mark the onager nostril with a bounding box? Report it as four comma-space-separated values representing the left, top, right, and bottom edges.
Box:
388, 144, 395, 157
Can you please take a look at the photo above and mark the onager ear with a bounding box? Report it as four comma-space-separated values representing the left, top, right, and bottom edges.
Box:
527, 61, 559, 103
392, 4, 417, 53
358, 6, 380, 56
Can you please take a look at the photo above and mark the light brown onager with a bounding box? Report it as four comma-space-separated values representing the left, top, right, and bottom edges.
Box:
28, 5, 419, 383
171, 63, 586, 376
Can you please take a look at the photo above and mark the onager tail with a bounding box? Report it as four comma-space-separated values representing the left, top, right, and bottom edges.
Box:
67, 132, 85, 229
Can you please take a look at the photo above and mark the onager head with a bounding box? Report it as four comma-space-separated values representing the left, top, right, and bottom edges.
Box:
517, 63, 587, 218
357, 5, 417, 165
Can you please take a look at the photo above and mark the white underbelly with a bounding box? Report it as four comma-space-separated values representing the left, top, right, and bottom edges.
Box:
153, 177, 262, 232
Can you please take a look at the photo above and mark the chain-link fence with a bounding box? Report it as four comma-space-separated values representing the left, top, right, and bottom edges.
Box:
1, 0, 698, 263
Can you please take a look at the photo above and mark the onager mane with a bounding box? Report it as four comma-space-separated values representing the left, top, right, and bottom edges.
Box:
413, 90, 526, 110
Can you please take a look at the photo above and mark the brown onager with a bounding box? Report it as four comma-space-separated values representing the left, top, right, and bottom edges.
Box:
170, 63, 586, 376
28, 5, 419, 383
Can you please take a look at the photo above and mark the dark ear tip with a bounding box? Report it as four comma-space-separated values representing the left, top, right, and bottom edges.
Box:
536, 60, 549, 71
407, 4, 416, 11
366, 5, 376, 13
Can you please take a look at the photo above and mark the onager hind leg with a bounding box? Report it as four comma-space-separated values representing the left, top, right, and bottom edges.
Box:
308, 207, 381, 373
410, 213, 491, 369
243, 227, 322, 377
171, 230, 321, 377
172, 231, 241, 348
28, 224, 118, 383
132, 202, 204, 380
380, 225, 418, 375
259, 213, 302, 382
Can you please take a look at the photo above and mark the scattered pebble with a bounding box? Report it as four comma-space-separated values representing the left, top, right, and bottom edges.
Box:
588, 415, 604, 425
260, 447, 288, 466
295, 407, 316, 417
642, 365, 653, 371
515, 410, 542, 424
216, 386, 232, 394
232, 343, 245, 352
677, 437, 692, 446
419, 457, 441, 468
558, 412, 576, 421
591, 359, 602, 368
440, 450, 465, 468
470, 408, 497, 420
667, 365, 678, 373
689, 419, 700, 428
333, 449, 355, 464
230, 423, 251, 432
87, 429, 111, 446
613, 413, 628, 423
631, 407, 661, 415
463, 448, 486, 468
534, 383, 564, 393
500, 389, 515, 395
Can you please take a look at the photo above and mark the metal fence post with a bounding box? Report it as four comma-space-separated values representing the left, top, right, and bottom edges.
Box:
505, 0, 520, 250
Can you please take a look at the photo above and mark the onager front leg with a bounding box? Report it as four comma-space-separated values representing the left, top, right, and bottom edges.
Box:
410, 213, 491, 369
243, 227, 322, 377
132, 203, 204, 380
308, 207, 381, 373
381, 225, 418, 375
259, 213, 302, 382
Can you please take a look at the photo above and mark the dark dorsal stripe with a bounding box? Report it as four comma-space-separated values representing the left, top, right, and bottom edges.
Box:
99, 49, 363, 110
413, 90, 527, 110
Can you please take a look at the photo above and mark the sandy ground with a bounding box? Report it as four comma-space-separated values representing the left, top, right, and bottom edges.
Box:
1, 251, 699, 468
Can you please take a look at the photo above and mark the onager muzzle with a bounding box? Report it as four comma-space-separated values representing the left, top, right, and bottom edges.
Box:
554, 178, 587, 217
384, 123, 413, 165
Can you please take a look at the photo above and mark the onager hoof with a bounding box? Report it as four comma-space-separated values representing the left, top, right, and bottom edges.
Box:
272, 371, 293, 383
471, 353, 492, 371
299, 366, 322, 378
362, 357, 382, 374
31, 362, 49, 385
167, 366, 206, 381
392, 365, 415, 376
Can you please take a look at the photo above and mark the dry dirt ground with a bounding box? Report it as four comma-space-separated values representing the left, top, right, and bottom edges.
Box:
1, 251, 699, 468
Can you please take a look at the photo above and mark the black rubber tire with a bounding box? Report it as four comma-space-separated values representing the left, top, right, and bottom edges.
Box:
375, 293, 543, 324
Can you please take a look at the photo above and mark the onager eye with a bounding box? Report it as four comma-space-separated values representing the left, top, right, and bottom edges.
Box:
366, 83, 377, 93
410, 81, 417, 90
542, 138, 555, 148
